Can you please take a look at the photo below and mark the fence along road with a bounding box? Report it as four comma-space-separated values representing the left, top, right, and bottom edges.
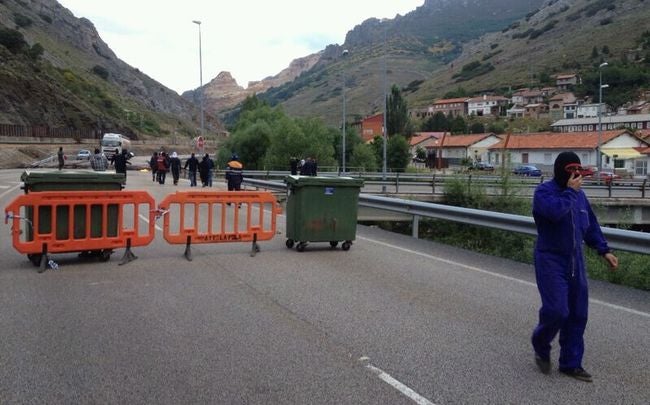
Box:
0, 169, 648, 404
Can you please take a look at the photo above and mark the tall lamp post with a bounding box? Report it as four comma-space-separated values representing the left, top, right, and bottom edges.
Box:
341, 49, 349, 173
597, 62, 608, 173
192, 20, 204, 136
382, 20, 388, 193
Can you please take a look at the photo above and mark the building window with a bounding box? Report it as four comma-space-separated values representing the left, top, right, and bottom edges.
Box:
635, 159, 648, 176
614, 159, 625, 169
544, 153, 552, 164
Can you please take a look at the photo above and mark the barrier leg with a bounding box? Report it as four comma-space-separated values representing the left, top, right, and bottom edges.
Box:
38, 243, 48, 273
184, 235, 193, 261
119, 238, 137, 265
250, 233, 260, 257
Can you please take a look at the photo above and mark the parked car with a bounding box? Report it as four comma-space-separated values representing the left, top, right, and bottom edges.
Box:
469, 161, 495, 171
76, 149, 91, 160
593, 171, 622, 184
512, 165, 542, 176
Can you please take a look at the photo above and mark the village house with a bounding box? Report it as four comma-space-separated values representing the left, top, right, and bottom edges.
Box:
467, 95, 509, 117
511, 89, 545, 105
488, 130, 650, 177
551, 114, 650, 132
409, 132, 445, 168
576, 103, 603, 118
548, 93, 577, 121
626, 101, 650, 115
358, 113, 384, 142
524, 103, 549, 119
426, 133, 501, 168
555, 73, 579, 90
409, 98, 468, 119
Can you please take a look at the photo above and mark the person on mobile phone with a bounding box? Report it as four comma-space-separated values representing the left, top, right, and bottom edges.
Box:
531, 151, 618, 382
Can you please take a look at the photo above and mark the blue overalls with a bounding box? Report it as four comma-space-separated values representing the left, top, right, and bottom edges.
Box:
531, 180, 610, 369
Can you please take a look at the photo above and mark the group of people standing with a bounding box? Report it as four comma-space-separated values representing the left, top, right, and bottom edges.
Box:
149, 151, 182, 185
289, 157, 317, 176
148, 151, 220, 188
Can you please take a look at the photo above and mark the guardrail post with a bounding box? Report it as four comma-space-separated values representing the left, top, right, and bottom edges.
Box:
642, 179, 647, 198
412, 215, 420, 239
396, 172, 400, 193
431, 174, 436, 194
608, 181, 612, 198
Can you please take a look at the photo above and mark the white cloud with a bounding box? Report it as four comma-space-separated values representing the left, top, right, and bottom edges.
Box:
57, 0, 424, 94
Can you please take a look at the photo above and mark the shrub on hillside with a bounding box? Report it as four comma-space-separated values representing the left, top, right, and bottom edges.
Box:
0, 28, 27, 54
92, 65, 109, 80
13, 13, 32, 28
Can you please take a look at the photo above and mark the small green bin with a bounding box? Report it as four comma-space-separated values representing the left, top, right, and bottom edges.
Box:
21, 170, 124, 242
284, 175, 364, 251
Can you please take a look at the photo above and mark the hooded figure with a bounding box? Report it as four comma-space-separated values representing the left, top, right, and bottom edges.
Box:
169, 151, 182, 185
553, 151, 580, 189
226, 153, 244, 191
530, 151, 617, 382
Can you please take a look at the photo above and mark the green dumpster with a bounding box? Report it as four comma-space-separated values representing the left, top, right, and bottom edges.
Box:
284, 175, 364, 251
21, 171, 124, 262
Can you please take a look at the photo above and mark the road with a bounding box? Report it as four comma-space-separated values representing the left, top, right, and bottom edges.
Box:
0, 169, 648, 404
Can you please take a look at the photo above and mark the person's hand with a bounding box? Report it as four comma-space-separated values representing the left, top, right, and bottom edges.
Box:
603, 252, 618, 270
567, 172, 582, 191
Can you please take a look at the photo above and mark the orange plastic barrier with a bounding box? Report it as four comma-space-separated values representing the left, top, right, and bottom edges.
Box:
157, 191, 282, 260
4, 190, 156, 269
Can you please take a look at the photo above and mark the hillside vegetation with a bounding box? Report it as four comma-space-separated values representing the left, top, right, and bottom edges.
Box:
0, 0, 219, 139
255, 0, 650, 126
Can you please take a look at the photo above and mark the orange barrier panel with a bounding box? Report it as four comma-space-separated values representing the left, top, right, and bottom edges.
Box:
157, 191, 282, 260
5, 190, 156, 270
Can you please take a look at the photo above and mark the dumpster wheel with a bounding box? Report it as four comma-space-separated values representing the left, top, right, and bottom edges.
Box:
285, 239, 295, 249
27, 254, 42, 267
296, 242, 307, 252
342, 241, 352, 251
98, 249, 112, 262
329, 241, 338, 248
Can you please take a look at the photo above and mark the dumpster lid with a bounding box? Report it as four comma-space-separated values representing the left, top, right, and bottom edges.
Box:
284, 175, 364, 187
21, 170, 125, 185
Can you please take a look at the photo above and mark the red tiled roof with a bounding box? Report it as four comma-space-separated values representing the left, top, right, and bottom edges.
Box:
410, 132, 444, 146
556, 74, 576, 80
488, 131, 626, 150
433, 98, 467, 105
467, 96, 509, 103
440, 133, 495, 147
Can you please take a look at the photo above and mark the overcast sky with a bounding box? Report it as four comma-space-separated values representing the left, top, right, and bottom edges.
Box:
57, 1, 424, 95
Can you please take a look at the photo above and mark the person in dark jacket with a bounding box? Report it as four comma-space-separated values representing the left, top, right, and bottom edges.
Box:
299, 156, 317, 176
225, 154, 244, 191
149, 152, 158, 182
289, 157, 299, 175
57, 147, 65, 170
184, 152, 199, 187
531, 151, 618, 382
156, 152, 169, 184
113, 149, 131, 182
199, 154, 211, 187
169, 152, 182, 185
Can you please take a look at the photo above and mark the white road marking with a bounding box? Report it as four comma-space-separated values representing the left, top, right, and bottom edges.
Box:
139, 213, 163, 231
358, 236, 650, 319
0, 183, 21, 199
360, 358, 435, 405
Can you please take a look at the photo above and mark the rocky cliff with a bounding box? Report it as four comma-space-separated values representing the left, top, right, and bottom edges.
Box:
183, 52, 321, 115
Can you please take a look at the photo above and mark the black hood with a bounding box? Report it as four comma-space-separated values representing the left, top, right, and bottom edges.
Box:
554, 151, 581, 187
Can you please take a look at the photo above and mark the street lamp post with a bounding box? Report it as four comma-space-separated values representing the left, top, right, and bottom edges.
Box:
192, 20, 204, 136
342, 49, 349, 173
382, 21, 388, 193
597, 62, 608, 173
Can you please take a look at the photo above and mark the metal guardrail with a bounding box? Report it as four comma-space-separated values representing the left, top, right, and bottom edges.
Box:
242, 178, 650, 255
231, 170, 649, 199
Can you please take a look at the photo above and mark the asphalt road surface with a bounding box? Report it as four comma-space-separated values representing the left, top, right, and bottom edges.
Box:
0, 169, 648, 404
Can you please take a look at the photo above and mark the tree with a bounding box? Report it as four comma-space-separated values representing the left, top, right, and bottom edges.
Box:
450, 115, 468, 134
469, 122, 485, 133
332, 124, 362, 169
387, 135, 411, 171
591, 46, 599, 59
349, 143, 378, 172
0, 28, 27, 54
422, 111, 449, 131
386, 84, 409, 137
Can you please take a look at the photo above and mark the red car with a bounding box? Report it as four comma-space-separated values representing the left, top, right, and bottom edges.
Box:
593, 171, 621, 184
